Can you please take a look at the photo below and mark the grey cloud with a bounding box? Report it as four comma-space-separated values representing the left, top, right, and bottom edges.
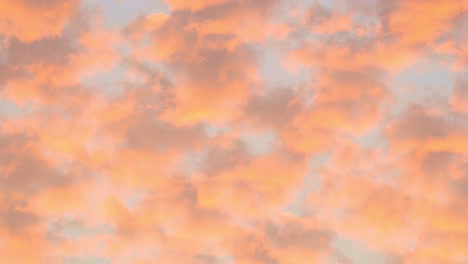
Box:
243, 88, 302, 129
265, 222, 333, 250
376, 0, 398, 33
6, 35, 78, 66
0, 204, 40, 235
452, 73, 468, 99
123, 111, 207, 151
389, 105, 449, 141
420, 151, 454, 178
193, 254, 218, 264
191, 0, 280, 22
22, 0, 75, 9
305, 3, 332, 27
0, 132, 90, 203
201, 140, 250, 177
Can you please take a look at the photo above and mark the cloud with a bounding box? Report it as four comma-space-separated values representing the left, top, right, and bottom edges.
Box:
200, 140, 250, 177
385, 0, 463, 47
0, 205, 40, 235
386, 104, 468, 154
265, 221, 332, 250
0, 0, 466, 262
243, 87, 303, 130
0, 0, 79, 42
0, 133, 74, 198
451, 74, 468, 112
164, 0, 230, 11
130, 8, 263, 125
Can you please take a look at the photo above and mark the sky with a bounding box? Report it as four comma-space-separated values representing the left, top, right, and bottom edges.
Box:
0, 0, 467, 263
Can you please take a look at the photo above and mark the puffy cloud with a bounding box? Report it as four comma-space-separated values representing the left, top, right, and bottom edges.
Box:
384, 0, 463, 47
128, 8, 263, 125
0, 0, 79, 42
386, 104, 468, 154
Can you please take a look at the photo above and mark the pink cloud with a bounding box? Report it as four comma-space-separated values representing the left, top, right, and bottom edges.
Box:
0, 0, 466, 263
0, 0, 79, 42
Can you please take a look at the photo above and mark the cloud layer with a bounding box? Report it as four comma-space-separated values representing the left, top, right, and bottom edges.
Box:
0, 0, 466, 263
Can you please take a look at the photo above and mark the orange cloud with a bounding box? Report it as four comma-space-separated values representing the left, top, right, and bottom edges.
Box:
0, 0, 79, 42
386, 105, 468, 155
387, 0, 464, 47
0, 0, 466, 262
164, 0, 231, 11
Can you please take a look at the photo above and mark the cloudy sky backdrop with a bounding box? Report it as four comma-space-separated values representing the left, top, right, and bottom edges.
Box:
0, 0, 467, 263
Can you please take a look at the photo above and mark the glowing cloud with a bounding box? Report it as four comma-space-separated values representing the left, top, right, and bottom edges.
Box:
0, 0, 466, 263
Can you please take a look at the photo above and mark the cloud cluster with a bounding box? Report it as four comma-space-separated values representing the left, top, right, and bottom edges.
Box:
0, 0, 466, 263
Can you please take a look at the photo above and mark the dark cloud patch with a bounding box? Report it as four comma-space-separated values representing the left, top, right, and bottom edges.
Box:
34, 84, 92, 108
317, 66, 387, 106
452, 73, 468, 99
420, 151, 454, 178
305, 3, 332, 27
388, 105, 449, 141
0, 132, 82, 199
243, 88, 302, 129
0, 65, 29, 87
6, 35, 78, 66
376, 0, 398, 33
452, 156, 468, 198
22, 0, 76, 9
454, 175, 468, 198
150, 10, 258, 93
168, 43, 256, 90
0, 132, 36, 150
309, 66, 389, 128
1, 153, 74, 195
193, 254, 218, 264
328, 67, 384, 91
0, 205, 40, 234
192, 0, 280, 22
265, 222, 333, 250
201, 140, 250, 177
124, 111, 207, 152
